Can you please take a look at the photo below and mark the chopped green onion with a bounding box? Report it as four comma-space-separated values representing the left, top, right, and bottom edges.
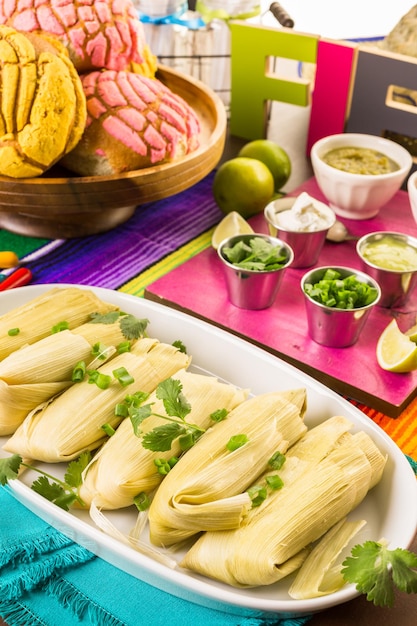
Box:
124, 391, 150, 407
266, 474, 284, 490
87, 370, 111, 389
101, 423, 115, 437
72, 360, 86, 382
154, 457, 179, 474
113, 366, 134, 387
210, 408, 229, 423
226, 434, 248, 451
91, 342, 109, 360
114, 403, 129, 418
304, 269, 378, 309
269, 450, 286, 470
247, 485, 267, 507
117, 341, 131, 354
134, 492, 150, 512
7, 327, 20, 336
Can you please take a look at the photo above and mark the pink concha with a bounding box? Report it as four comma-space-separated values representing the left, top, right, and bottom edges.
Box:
0, 0, 156, 75
60, 70, 201, 176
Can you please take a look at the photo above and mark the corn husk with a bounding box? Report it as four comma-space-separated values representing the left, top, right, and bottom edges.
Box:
71, 316, 142, 351
148, 389, 308, 547
0, 330, 93, 385
0, 287, 118, 361
0, 380, 72, 436
4, 341, 190, 462
288, 517, 367, 599
0, 317, 150, 435
181, 421, 386, 587
79, 369, 249, 509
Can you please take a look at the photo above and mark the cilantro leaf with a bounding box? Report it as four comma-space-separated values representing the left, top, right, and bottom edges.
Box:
156, 378, 191, 420
222, 237, 288, 272
172, 340, 187, 354
64, 451, 92, 488
31, 475, 78, 510
89, 312, 149, 340
342, 540, 417, 607
0, 454, 23, 484
130, 404, 153, 436
141, 423, 186, 451
89, 311, 121, 324
119, 315, 149, 340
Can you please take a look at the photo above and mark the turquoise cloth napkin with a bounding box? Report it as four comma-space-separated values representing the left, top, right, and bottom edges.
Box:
0, 487, 312, 626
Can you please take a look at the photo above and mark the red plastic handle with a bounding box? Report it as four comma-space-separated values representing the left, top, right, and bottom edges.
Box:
0, 267, 33, 291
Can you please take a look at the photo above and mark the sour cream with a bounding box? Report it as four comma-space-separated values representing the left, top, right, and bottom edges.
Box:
271, 192, 335, 232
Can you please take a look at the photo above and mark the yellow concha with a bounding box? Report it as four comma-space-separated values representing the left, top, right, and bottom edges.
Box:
376, 318, 417, 373
211, 211, 254, 250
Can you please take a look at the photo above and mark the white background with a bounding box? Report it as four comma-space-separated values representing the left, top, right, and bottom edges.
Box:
260, 0, 417, 40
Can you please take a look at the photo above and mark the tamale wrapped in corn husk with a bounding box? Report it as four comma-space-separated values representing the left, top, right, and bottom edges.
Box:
181, 422, 386, 587
288, 517, 367, 599
0, 316, 149, 435
0, 287, 118, 361
0, 380, 72, 436
148, 389, 308, 547
79, 369, 249, 509
4, 341, 190, 462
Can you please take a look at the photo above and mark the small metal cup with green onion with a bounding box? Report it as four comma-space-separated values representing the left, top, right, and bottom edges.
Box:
301, 266, 381, 347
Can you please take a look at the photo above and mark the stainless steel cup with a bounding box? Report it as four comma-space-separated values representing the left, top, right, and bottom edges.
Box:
264, 197, 336, 268
356, 232, 417, 308
301, 266, 381, 347
218, 233, 294, 310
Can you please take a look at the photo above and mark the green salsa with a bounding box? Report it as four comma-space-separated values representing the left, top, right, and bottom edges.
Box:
323, 147, 400, 175
360, 235, 417, 271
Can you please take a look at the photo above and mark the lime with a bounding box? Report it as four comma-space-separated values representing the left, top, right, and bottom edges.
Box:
405, 321, 417, 342
211, 211, 254, 250
376, 319, 417, 372
212, 157, 274, 218
238, 139, 291, 191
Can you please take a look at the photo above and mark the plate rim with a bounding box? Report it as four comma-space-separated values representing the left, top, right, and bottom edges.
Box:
1, 283, 416, 617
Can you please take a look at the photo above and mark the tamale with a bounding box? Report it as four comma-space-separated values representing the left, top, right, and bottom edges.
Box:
148, 390, 307, 547
79, 369, 249, 509
4, 341, 190, 462
0, 317, 150, 435
0, 330, 100, 386
0, 380, 71, 436
181, 424, 386, 588
288, 517, 367, 599
0, 287, 118, 361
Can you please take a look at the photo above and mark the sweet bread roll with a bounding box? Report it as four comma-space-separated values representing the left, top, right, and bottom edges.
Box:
61, 70, 201, 176
0, 25, 86, 178
0, 0, 157, 76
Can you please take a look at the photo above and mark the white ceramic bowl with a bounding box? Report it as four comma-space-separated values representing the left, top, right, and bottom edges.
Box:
407, 169, 417, 226
311, 133, 412, 219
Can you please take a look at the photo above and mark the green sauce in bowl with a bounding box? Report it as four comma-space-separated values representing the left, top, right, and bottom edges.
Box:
323, 147, 400, 175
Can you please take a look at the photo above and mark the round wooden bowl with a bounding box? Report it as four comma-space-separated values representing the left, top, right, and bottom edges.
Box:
0, 66, 227, 239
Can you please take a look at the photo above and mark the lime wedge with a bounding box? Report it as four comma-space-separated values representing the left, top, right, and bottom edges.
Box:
405, 321, 417, 342
376, 319, 417, 372
211, 212, 254, 250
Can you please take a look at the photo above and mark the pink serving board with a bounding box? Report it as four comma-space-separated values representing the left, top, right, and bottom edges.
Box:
145, 178, 417, 417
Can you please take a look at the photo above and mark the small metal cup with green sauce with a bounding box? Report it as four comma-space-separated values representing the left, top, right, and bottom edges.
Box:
356, 232, 417, 308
